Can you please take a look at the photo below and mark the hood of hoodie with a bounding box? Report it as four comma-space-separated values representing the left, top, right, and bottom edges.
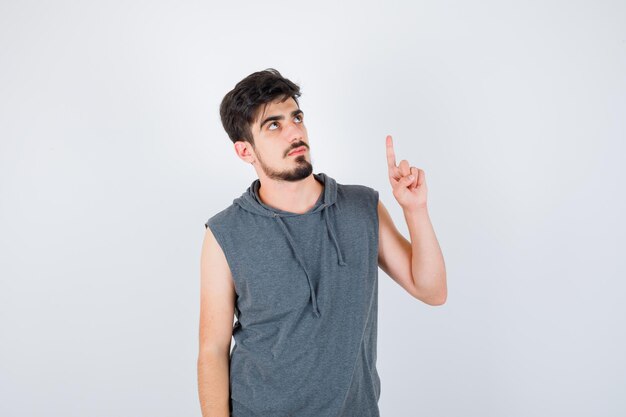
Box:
233, 172, 346, 318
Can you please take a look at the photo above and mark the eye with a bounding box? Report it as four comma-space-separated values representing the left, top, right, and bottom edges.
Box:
267, 115, 303, 131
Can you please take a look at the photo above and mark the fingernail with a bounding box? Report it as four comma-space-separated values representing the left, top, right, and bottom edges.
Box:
408, 175, 414, 180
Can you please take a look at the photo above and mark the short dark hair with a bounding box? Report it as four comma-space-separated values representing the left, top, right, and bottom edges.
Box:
219, 68, 301, 146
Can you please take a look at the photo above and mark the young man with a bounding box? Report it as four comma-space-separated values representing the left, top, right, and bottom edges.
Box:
198, 69, 446, 417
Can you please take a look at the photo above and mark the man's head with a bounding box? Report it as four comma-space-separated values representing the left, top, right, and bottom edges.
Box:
219, 68, 313, 182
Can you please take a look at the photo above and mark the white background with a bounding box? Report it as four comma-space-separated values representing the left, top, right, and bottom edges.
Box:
1, 1, 625, 416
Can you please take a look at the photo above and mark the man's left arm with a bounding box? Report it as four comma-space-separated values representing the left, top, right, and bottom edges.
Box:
378, 134, 447, 305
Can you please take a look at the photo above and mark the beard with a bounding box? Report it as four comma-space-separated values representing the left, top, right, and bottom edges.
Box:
256, 151, 313, 182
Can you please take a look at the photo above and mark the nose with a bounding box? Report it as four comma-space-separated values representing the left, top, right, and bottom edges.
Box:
285, 119, 304, 142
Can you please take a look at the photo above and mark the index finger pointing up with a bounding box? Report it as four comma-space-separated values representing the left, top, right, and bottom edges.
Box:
386, 135, 397, 169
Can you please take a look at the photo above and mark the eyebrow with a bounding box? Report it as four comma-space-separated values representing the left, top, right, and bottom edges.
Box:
259, 109, 304, 131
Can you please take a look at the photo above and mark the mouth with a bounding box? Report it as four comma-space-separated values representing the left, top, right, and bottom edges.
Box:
288, 146, 307, 156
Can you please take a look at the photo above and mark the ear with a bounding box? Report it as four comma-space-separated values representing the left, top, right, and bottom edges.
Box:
234, 140, 256, 164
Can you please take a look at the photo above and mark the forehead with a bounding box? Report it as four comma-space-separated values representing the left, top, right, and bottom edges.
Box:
253, 97, 300, 126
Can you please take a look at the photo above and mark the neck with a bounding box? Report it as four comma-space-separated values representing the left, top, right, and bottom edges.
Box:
257, 173, 323, 214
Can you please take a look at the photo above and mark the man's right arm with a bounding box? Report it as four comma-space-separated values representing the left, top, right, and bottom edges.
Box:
198, 226, 236, 417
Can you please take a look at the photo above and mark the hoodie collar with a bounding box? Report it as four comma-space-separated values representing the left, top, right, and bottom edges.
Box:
233, 172, 346, 318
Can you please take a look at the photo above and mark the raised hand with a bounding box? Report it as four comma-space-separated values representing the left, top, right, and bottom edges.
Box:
385, 134, 428, 211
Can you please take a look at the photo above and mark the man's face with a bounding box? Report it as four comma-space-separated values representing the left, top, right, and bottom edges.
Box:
248, 97, 313, 182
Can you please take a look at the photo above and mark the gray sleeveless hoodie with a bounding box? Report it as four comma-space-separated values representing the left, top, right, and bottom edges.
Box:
205, 172, 381, 416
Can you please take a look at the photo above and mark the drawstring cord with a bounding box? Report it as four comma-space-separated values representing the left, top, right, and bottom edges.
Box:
270, 204, 347, 318
321, 204, 347, 266
273, 214, 322, 318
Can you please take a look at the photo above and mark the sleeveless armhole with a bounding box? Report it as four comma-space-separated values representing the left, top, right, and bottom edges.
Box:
371, 188, 380, 255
